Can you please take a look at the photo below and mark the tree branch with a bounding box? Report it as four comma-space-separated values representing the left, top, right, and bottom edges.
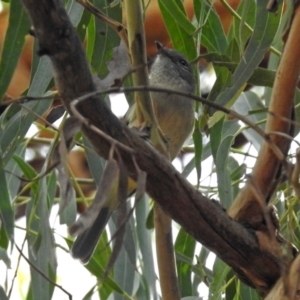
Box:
228, 3, 300, 227
20, 0, 285, 295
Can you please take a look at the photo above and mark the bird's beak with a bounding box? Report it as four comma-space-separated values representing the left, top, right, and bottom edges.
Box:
155, 41, 164, 51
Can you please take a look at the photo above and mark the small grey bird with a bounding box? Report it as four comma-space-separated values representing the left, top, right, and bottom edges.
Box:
71, 41, 196, 263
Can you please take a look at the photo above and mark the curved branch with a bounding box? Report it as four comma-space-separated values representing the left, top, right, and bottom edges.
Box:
20, 0, 285, 294
228, 4, 300, 225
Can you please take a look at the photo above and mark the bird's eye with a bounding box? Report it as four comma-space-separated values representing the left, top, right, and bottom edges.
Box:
180, 59, 188, 67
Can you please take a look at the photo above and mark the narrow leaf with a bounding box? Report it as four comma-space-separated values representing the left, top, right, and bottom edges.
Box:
212, 1, 281, 120
69, 158, 119, 236
0, 286, 9, 300
158, 0, 197, 60
175, 228, 196, 297
0, 1, 30, 101
0, 155, 14, 240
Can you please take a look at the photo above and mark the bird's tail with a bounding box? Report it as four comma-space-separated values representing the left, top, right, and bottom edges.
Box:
71, 206, 112, 264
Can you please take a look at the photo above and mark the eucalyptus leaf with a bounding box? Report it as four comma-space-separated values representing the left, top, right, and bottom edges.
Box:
26, 175, 57, 300
233, 91, 266, 151
0, 286, 9, 300
199, 1, 228, 54
0, 0, 30, 101
175, 228, 196, 297
158, 0, 197, 60
212, 0, 281, 124
91, 0, 122, 77
0, 154, 14, 241
136, 195, 158, 300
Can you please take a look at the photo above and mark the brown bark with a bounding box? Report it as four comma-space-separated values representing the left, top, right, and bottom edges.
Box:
228, 2, 300, 238
19, 0, 296, 296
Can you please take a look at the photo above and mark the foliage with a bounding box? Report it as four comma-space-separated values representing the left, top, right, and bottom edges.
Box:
0, 0, 298, 299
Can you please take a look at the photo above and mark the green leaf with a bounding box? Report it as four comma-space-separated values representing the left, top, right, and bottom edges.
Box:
0, 154, 14, 240
0, 286, 9, 300
5, 142, 26, 204
201, 52, 276, 87
26, 175, 57, 300
66, 0, 85, 27
227, 0, 256, 49
208, 66, 233, 104
0, 226, 9, 250
212, 0, 281, 121
136, 195, 158, 300
0, 246, 11, 268
210, 119, 224, 164
215, 135, 234, 206
227, 156, 244, 199
202, 66, 232, 130
28, 55, 53, 96
209, 258, 231, 300
192, 121, 202, 186
90, 0, 122, 77
233, 91, 266, 151
87, 15, 96, 62
175, 228, 196, 297
0, 0, 31, 101
110, 208, 136, 300
158, 0, 197, 60
13, 154, 37, 179
157, 0, 195, 35
83, 135, 106, 184
0, 98, 53, 165
65, 232, 127, 298
199, 1, 228, 54
226, 38, 241, 64
211, 119, 240, 207
238, 282, 260, 300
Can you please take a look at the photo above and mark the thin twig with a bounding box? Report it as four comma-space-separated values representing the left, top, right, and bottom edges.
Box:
15, 243, 72, 300
70, 98, 135, 155
268, 131, 300, 147
8, 238, 26, 298
70, 85, 287, 162
1, 94, 60, 131
219, 0, 281, 56
76, 0, 128, 49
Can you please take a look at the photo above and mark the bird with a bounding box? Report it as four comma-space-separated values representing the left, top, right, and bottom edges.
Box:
71, 41, 196, 263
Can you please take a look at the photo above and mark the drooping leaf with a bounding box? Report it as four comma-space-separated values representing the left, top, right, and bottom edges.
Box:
0, 154, 14, 241
90, 0, 122, 77
0, 246, 11, 268
56, 117, 81, 221
158, 0, 197, 60
193, 121, 203, 186
175, 228, 196, 297
209, 258, 231, 300
110, 209, 137, 300
136, 194, 158, 300
69, 158, 119, 236
196, 0, 228, 54
212, 1, 282, 123
0, 98, 53, 165
0, 286, 9, 300
233, 91, 266, 152
210, 119, 240, 207
201, 52, 276, 87
66, 0, 85, 27
26, 175, 57, 300
0, 1, 31, 101
157, 0, 195, 35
